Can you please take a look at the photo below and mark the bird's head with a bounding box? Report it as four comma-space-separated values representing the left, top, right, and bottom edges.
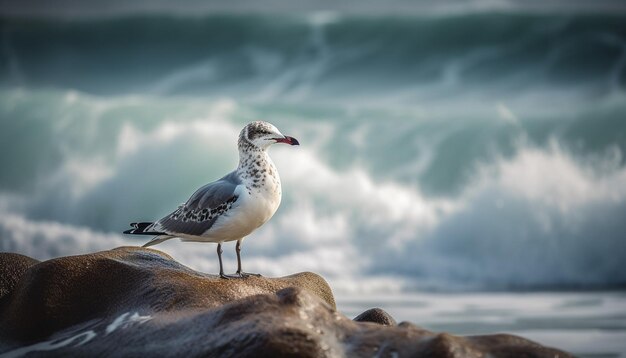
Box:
239, 121, 299, 151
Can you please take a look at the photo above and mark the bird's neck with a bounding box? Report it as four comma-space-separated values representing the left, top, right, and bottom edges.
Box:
238, 147, 265, 168
237, 149, 277, 178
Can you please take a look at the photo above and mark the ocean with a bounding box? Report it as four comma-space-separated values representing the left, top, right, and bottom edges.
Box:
1, 2, 626, 356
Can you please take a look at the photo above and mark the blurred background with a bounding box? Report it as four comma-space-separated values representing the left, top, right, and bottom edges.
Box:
1, 0, 626, 356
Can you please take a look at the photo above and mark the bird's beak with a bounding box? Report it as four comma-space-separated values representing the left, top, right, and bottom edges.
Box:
274, 135, 299, 146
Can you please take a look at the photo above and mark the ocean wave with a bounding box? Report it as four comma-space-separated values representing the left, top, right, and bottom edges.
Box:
3, 136, 624, 290
1, 13, 625, 102
381, 142, 626, 289
0, 212, 126, 259
1, 88, 625, 291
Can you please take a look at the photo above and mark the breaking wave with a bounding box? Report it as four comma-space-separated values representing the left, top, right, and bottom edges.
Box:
1, 88, 625, 292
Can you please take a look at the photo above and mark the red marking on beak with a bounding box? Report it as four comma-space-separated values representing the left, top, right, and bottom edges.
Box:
274, 136, 299, 145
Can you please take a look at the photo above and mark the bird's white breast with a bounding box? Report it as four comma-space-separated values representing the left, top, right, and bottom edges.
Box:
239, 156, 282, 228
201, 153, 282, 242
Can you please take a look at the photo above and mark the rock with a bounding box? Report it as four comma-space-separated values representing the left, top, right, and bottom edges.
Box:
0, 253, 39, 302
353, 307, 397, 326
0, 247, 573, 357
0, 246, 335, 344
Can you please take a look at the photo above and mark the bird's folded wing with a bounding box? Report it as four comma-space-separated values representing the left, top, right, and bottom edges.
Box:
151, 171, 242, 236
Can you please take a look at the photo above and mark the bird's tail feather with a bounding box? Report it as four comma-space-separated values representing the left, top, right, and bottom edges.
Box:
142, 235, 176, 248
124, 222, 175, 248
123, 222, 166, 236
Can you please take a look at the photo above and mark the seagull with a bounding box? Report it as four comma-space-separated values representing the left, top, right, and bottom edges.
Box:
123, 121, 299, 278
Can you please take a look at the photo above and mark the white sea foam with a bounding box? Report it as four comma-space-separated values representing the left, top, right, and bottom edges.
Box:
0, 89, 625, 291
404, 142, 626, 288
0, 211, 127, 260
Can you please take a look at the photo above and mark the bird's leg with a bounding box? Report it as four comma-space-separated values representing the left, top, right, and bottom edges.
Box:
235, 239, 261, 278
235, 239, 243, 275
217, 243, 229, 279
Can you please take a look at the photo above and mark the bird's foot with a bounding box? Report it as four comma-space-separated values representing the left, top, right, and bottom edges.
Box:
236, 271, 262, 278
220, 273, 253, 279
219, 271, 241, 279
219, 271, 261, 279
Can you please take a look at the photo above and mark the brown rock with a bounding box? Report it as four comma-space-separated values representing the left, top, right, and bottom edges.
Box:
0, 253, 39, 302
353, 307, 397, 326
0, 246, 335, 343
0, 247, 572, 357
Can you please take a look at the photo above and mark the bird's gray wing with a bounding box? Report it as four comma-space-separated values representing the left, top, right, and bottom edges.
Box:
152, 171, 242, 236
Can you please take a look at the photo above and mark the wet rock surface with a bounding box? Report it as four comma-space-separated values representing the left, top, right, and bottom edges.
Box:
0, 247, 572, 357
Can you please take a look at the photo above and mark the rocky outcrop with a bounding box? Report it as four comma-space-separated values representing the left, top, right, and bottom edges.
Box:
353, 307, 397, 326
0, 253, 39, 302
0, 247, 572, 357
